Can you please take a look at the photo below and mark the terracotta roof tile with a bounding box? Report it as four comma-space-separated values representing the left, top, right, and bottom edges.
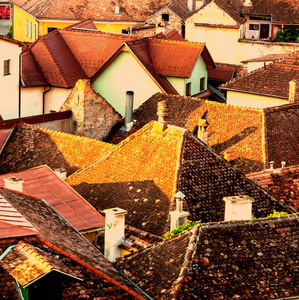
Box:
0, 124, 115, 176
221, 51, 299, 99
165, 28, 186, 41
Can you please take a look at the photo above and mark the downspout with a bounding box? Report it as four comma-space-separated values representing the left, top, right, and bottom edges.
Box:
42, 86, 51, 114
18, 51, 22, 118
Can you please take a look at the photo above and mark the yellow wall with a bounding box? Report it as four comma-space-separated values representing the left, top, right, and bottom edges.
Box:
13, 5, 38, 42
91, 51, 162, 116
226, 91, 289, 108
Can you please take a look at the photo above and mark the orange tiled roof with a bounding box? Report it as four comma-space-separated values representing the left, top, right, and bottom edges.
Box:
0, 123, 115, 176
11, 0, 170, 22
221, 51, 299, 100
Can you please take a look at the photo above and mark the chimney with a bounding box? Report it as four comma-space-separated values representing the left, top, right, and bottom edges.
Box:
153, 100, 169, 133
269, 161, 274, 170
197, 119, 209, 144
114, 4, 120, 15
54, 168, 67, 180
4, 176, 24, 193
187, 0, 193, 12
195, 0, 206, 9
103, 207, 127, 262
169, 191, 189, 231
223, 195, 254, 222
289, 80, 299, 103
120, 91, 134, 132
281, 161, 286, 169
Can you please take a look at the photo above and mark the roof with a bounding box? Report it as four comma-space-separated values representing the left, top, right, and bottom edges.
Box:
247, 165, 299, 210
22, 25, 136, 87
164, 28, 186, 41
11, 0, 170, 22
0, 241, 80, 287
0, 165, 105, 232
66, 120, 290, 237
0, 35, 24, 46
0, 129, 12, 154
0, 187, 145, 298
208, 65, 235, 82
221, 51, 299, 99
106, 94, 299, 175
91, 37, 215, 94
0, 123, 115, 176
115, 214, 299, 299
241, 53, 289, 64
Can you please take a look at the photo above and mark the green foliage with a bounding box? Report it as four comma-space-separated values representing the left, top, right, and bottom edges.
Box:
164, 220, 201, 239
6, 24, 12, 39
251, 215, 256, 220
267, 210, 288, 218
273, 26, 299, 43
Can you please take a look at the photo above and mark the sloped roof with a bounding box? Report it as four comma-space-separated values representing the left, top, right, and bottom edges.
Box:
67, 120, 290, 236
164, 28, 186, 41
0, 241, 80, 287
208, 65, 235, 81
0, 188, 144, 298
11, 0, 170, 22
221, 51, 299, 99
0, 166, 105, 232
22, 26, 136, 87
0, 123, 115, 176
116, 215, 299, 299
247, 165, 299, 210
168, 0, 192, 20
241, 53, 288, 64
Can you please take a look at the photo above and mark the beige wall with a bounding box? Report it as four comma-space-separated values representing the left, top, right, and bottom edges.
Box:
226, 90, 289, 108
44, 87, 72, 113
91, 51, 162, 116
21, 86, 44, 117
0, 39, 22, 120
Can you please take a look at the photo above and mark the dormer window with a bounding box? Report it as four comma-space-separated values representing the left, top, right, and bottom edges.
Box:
162, 14, 169, 21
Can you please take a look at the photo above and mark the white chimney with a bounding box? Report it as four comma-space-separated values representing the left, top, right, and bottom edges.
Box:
103, 207, 127, 262
54, 168, 67, 180
188, 0, 193, 12
114, 4, 120, 15
169, 192, 189, 231
4, 176, 24, 193
223, 195, 254, 222
289, 80, 299, 103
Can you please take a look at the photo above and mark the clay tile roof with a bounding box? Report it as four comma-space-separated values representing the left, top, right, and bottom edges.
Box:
165, 28, 185, 41
0, 165, 105, 232
117, 215, 299, 299
247, 165, 299, 210
168, 0, 191, 20
221, 51, 299, 99
11, 0, 170, 22
208, 65, 235, 82
0, 123, 115, 176
0, 129, 12, 154
67, 120, 290, 237
63, 18, 98, 30
0, 188, 143, 298
241, 53, 288, 64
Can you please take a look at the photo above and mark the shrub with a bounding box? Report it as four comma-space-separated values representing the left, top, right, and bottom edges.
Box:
267, 210, 288, 218
273, 25, 299, 43
164, 220, 201, 239
6, 24, 12, 39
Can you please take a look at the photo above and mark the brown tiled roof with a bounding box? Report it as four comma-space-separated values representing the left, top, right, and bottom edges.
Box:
11, 0, 170, 22
22, 26, 136, 87
0, 123, 115, 176
168, 0, 191, 20
0, 165, 105, 232
107, 93, 265, 174
164, 28, 186, 41
247, 165, 299, 210
241, 53, 288, 64
67, 121, 290, 237
116, 215, 299, 299
208, 65, 235, 81
0, 188, 145, 299
221, 51, 299, 99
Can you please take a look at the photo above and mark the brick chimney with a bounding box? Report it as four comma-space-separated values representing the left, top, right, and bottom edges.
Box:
54, 168, 67, 180
289, 80, 299, 103
223, 195, 254, 221
169, 191, 189, 231
103, 208, 127, 262
197, 119, 209, 144
4, 176, 24, 193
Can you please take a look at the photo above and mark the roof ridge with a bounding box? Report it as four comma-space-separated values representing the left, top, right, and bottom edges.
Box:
154, 38, 205, 47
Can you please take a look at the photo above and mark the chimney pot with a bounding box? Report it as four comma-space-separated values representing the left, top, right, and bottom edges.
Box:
269, 161, 274, 170
4, 176, 24, 193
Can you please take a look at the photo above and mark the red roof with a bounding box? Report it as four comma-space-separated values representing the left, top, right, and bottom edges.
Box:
0, 166, 105, 232
0, 130, 12, 154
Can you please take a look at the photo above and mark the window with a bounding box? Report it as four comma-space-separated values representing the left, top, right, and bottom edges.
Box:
249, 24, 259, 30
162, 14, 169, 21
34, 24, 37, 40
29, 21, 32, 39
122, 29, 128, 34
47, 27, 57, 33
200, 77, 205, 91
186, 82, 191, 96
26, 19, 28, 36
0, 5, 11, 20
3, 59, 10, 76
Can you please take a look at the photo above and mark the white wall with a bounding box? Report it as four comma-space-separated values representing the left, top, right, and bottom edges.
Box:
21, 86, 44, 117
44, 87, 72, 113
227, 90, 289, 108
91, 51, 162, 116
0, 39, 21, 120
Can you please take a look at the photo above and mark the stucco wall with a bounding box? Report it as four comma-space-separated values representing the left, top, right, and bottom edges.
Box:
226, 91, 289, 108
44, 87, 72, 113
0, 39, 21, 120
91, 51, 162, 116
21, 86, 44, 117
